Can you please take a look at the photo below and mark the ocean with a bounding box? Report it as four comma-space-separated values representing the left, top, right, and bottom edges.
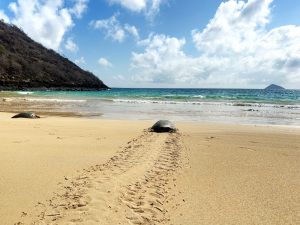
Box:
1, 88, 300, 125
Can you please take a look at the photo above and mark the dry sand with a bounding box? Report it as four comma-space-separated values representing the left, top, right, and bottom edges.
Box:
0, 112, 299, 225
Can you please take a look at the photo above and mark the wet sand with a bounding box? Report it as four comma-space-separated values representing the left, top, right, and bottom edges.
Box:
0, 112, 299, 224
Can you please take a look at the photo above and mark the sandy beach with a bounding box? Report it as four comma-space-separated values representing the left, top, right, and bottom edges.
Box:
0, 112, 299, 225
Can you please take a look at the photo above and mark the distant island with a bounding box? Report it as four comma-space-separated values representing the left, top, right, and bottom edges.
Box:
264, 84, 285, 90
0, 21, 108, 91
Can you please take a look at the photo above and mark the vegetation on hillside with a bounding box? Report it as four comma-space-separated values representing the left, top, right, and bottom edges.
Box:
0, 20, 108, 90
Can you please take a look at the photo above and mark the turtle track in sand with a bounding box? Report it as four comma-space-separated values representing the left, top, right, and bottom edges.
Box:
17, 130, 185, 225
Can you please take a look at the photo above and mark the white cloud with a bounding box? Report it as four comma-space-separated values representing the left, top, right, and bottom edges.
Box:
124, 24, 139, 39
90, 14, 139, 42
75, 56, 86, 65
145, 0, 165, 20
5, 0, 88, 50
65, 37, 79, 53
70, 0, 88, 18
98, 57, 113, 67
131, 0, 300, 88
107, 0, 166, 20
108, 0, 146, 12
0, 10, 10, 23
132, 34, 203, 85
192, 0, 272, 55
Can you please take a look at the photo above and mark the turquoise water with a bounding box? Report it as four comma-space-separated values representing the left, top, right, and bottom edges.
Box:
13, 88, 300, 105
1, 88, 300, 125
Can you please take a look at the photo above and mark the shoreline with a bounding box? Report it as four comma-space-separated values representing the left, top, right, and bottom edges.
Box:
2, 111, 300, 129
1, 88, 300, 126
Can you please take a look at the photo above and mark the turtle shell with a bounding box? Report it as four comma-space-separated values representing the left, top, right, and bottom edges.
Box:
151, 120, 176, 133
12, 112, 40, 119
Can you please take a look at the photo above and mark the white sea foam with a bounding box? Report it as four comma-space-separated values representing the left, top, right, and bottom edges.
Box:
112, 99, 196, 105
162, 94, 190, 98
17, 91, 34, 95
25, 98, 86, 103
192, 95, 204, 98
110, 98, 300, 109
112, 98, 234, 106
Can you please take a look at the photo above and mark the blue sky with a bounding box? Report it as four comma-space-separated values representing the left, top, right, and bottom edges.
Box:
0, 0, 300, 88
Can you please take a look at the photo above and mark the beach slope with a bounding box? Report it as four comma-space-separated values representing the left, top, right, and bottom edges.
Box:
0, 113, 299, 224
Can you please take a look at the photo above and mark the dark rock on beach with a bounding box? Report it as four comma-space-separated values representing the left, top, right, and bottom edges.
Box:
0, 21, 109, 91
244, 109, 259, 112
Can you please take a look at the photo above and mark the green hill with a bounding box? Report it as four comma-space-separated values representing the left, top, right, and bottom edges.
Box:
0, 21, 108, 90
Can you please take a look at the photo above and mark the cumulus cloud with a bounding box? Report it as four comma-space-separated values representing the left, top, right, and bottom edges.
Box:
132, 34, 225, 85
4, 0, 88, 50
107, 0, 166, 20
131, 0, 300, 88
0, 10, 10, 23
192, 0, 272, 55
65, 37, 79, 53
98, 57, 113, 67
90, 14, 139, 42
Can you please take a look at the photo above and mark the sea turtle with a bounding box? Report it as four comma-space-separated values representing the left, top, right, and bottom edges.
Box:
12, 112, 40, 119
151, 120, 176, 133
